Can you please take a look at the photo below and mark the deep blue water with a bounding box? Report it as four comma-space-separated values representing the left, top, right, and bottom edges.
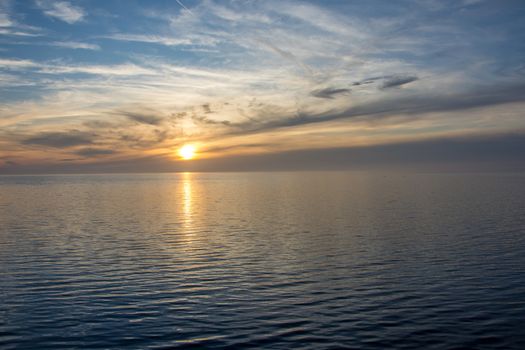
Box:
1, 172, 525, 349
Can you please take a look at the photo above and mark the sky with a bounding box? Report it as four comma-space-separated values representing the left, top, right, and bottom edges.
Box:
1, 0, 524, 173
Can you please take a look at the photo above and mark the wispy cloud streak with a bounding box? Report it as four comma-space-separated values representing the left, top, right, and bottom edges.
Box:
36, 1, 85, 24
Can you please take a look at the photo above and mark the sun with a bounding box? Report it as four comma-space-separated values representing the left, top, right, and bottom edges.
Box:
178, 144, 197, 160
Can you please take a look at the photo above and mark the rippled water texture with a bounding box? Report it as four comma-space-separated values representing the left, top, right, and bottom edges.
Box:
1, 172, 525, 349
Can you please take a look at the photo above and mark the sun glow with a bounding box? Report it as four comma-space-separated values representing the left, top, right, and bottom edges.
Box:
178, 144, 197, 160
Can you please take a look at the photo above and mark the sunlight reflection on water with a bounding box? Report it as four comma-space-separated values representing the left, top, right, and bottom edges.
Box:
181, 172, 194, 234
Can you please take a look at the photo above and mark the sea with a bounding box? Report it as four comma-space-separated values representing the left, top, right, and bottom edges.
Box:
1, 172, 524, 349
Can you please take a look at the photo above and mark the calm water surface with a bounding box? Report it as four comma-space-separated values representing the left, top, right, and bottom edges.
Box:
1, 172, 525, 349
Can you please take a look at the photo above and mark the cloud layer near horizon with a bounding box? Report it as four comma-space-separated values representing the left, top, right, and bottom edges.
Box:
1, 0, 525, 172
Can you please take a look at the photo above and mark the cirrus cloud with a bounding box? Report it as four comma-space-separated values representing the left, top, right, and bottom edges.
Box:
36, 1, 85, 24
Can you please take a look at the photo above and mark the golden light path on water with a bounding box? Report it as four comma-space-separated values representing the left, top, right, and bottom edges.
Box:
181, 172, 194, 239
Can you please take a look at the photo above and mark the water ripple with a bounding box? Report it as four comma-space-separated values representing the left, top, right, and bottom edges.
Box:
1, 172, 525, 349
